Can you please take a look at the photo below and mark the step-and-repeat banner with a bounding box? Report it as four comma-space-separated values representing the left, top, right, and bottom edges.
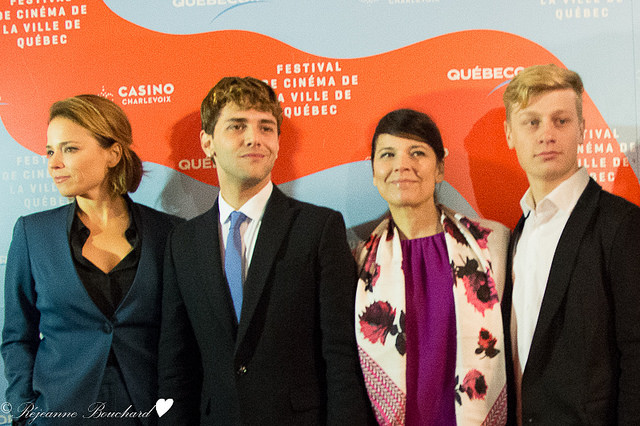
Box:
1, 0, 639, 407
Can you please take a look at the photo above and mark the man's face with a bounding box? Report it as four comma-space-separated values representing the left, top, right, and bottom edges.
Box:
505, 88, 584, 191
201, 102, 279, 191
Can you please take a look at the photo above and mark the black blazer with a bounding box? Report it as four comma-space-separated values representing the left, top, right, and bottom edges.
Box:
158, 187, 371, 425
502, 179, 640, 425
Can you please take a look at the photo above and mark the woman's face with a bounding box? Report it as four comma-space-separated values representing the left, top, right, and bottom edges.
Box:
46, 117, 121, 199
372, 133, 443, 210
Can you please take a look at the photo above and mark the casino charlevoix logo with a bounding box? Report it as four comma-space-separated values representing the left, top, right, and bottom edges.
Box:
99, 83, 175, 106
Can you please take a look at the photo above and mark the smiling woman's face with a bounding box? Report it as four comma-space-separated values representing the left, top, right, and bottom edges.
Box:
372, 133, 444, 211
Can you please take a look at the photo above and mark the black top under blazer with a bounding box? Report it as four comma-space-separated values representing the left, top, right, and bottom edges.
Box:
2, 199, 182, 425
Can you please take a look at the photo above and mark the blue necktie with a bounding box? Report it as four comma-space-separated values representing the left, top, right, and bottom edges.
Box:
225, 211, 247, 321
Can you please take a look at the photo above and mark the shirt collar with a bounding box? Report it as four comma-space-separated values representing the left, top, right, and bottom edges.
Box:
66, 194, 138, 239
218, 181, 273, 225
519, 167, 590, 217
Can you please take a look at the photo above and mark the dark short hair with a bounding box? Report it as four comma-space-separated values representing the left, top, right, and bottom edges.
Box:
49, 94, 143, 195
201, 76, 283, 135
371, 109, 445, 163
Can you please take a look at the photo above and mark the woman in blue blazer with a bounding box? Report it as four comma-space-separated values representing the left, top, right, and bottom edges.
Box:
1, 95, 181, 425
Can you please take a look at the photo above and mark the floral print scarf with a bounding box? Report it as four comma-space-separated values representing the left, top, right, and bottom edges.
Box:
354, 205, 507, 425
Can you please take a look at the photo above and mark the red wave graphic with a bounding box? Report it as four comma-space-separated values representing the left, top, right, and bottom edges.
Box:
1, 1, 637, 228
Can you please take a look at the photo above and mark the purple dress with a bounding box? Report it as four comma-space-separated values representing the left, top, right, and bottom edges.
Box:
401, 232, 457, 426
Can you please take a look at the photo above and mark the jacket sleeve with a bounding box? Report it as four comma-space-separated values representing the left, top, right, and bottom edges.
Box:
318, 211, 374, 425
157, 229, 202, 426
608, 205, 640, 424
1, 217, 40, 418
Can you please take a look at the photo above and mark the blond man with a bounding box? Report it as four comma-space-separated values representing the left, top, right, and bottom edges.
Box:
502, 64, 640, 425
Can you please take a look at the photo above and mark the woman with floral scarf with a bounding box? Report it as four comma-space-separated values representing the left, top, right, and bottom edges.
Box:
355, 109, 509, 425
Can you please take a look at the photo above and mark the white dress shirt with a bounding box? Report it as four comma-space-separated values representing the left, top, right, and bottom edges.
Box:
218, 181, 273, 281
512, 168, 590, 371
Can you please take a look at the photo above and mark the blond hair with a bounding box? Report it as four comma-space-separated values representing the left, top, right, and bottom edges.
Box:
503, 64, 584, 121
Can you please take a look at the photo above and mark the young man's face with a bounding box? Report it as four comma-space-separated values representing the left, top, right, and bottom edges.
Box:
201, 102, 279, 191
505, 88, 584, 192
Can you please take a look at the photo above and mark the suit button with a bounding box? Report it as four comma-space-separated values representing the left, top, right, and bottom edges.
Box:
236, 365, 247, 376
524, 417, 534, 424
102, 322, 113, 333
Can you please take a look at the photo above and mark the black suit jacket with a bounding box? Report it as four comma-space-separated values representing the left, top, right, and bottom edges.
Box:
158, 187, 371, 425
503, 179, 640, 425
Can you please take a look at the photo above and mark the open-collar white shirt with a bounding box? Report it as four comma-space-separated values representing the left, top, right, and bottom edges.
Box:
218, 181, 273, 280
512, 167, 589, 372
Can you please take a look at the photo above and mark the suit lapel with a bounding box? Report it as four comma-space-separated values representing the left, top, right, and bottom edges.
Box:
116, 202, 148, 312
503, 214, 526, 420
503, 215, 526, 328
197, 203, 239, 335
54, 203, 108, 318
235, 188, 295, 349
526, 180, 601, 367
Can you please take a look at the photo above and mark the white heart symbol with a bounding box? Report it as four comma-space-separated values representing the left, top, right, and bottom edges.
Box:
155, 398, 174, 417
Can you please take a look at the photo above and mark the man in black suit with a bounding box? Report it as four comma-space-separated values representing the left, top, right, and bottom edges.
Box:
502, 64, 640, 425
157, 76, 371, 425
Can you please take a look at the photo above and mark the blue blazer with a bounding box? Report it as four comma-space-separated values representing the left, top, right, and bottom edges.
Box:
2, 200, 181, 424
